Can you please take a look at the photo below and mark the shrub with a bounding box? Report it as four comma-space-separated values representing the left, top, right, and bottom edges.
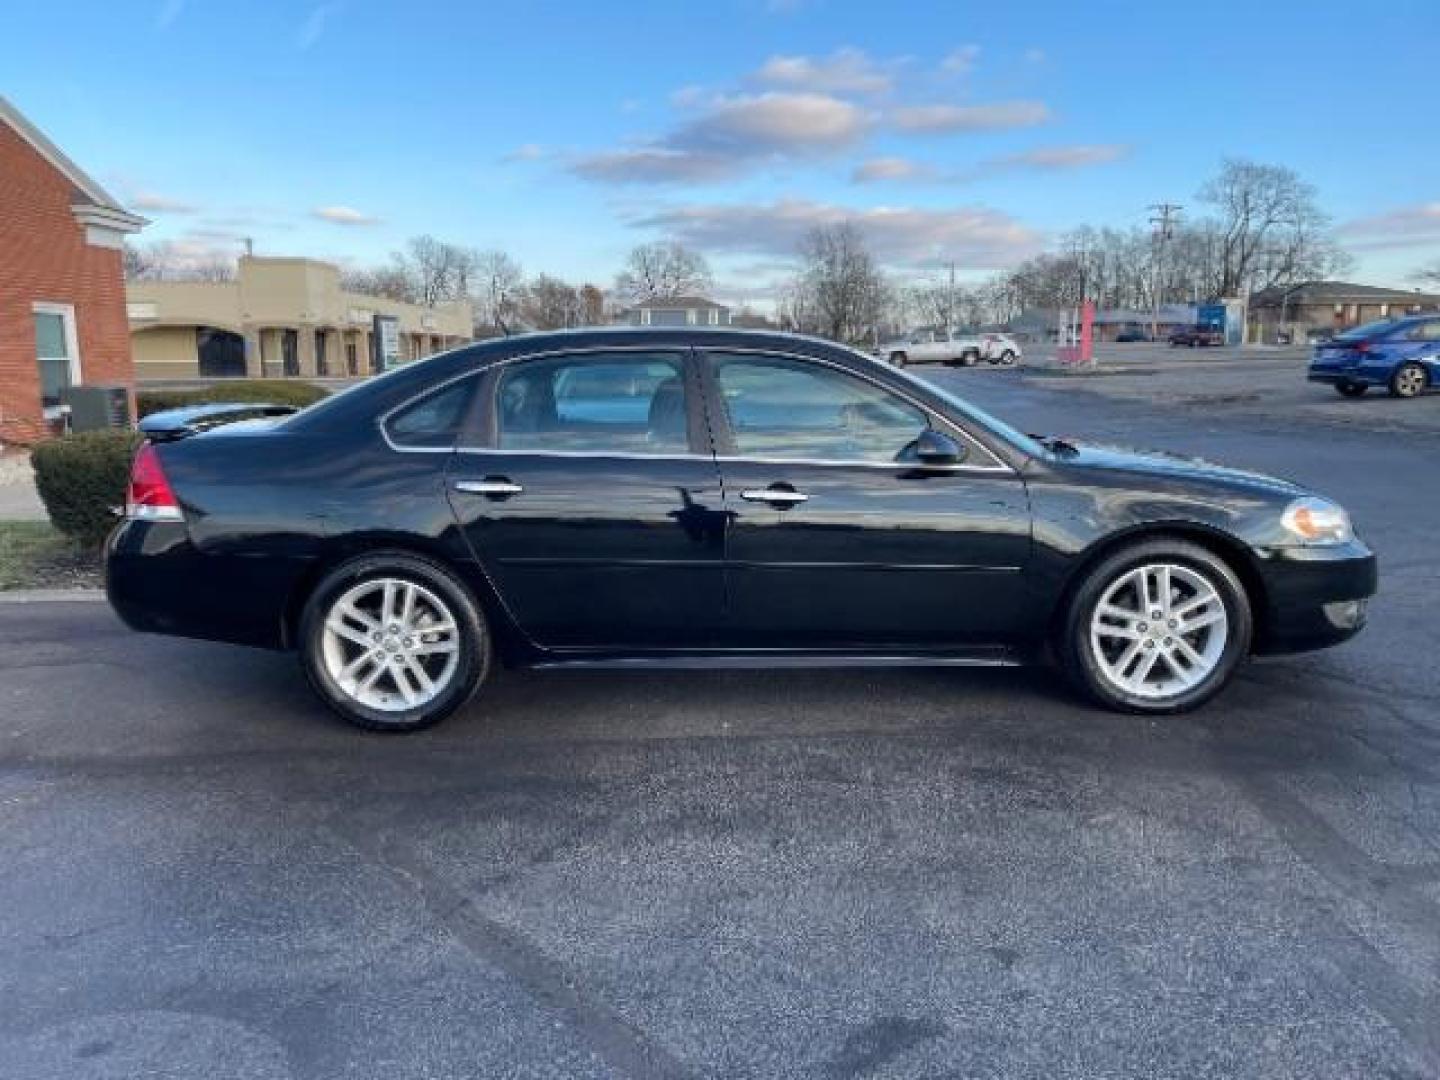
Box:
31, 430, 144, 550
137, 379, 328, 418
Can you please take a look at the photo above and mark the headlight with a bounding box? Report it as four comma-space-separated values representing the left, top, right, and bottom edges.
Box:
1281, 497, 1353, 545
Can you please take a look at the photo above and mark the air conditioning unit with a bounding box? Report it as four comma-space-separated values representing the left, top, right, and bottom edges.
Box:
61, 385, 132, 433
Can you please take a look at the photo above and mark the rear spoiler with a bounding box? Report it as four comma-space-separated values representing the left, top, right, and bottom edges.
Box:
138, 402, 299, 442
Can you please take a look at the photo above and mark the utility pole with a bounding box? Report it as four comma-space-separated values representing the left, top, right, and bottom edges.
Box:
946, 261, 956, 329
1148, 203, 1182, 340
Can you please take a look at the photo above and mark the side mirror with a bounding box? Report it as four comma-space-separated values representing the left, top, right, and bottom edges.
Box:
914, 429, 966, 465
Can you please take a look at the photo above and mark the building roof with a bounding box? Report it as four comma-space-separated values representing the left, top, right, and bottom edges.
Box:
628, 295, 729, 310
1250, 280, 1440, 306
0, 94, 146, 232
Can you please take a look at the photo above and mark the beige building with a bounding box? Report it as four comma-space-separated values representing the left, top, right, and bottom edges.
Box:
127, 256, 472, 381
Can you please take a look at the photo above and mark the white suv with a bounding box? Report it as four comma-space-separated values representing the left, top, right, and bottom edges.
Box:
880, 328, 1021, 368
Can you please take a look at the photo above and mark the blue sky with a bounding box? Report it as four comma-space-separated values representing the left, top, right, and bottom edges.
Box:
8, 0, 1439, 299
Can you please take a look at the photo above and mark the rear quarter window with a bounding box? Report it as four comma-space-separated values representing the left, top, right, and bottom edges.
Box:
383, 378, 476, 449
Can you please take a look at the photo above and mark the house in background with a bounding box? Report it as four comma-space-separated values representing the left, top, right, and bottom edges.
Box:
1248, 281, 1440, 344
128, 256, 473, 381
619, 296, 731, 327
0, 95, 146, 443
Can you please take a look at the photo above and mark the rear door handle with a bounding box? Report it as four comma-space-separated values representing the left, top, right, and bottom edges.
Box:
453, 478, 524, 499
740, 486, 808, 506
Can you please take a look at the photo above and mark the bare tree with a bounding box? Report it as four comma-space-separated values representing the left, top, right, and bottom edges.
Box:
340, 265, 417, 303
787, 223, 889, 345
518, 274, 583, 330
615, 242, 712, 303
395, 235, 474, 306
578, 284, 607, 326
1199, 159, 1346, 296
122, 241, 236, 282
471, 249, 524, 333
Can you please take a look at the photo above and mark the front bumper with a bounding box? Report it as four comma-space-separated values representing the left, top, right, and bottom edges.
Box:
1253, 540, 1377, 655
1308, 368, 1385, 387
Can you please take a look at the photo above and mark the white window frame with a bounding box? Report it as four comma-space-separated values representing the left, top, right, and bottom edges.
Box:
32, 302, 82, 420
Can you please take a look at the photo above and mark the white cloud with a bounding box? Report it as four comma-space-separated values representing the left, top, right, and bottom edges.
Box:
311, 205, 380, 226
297, 2, 340, 50
1339, 203, 1440, 251
154, 0, 185, 29
988, 144, 1128, 170
570, 148, 739, 185
753, 48, 893, 94
128, 191, 199, 213
628, 198, 1040, 267
941, 45, 981, 74
1023, 47, 1046, 64
502, 143, 546, 162
572, 92, 870, 185
891, 100, 1050, 133
852, 156, 933, 183
674, 92, 870, 153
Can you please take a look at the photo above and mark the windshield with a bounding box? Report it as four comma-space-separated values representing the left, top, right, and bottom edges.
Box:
1334, 318, 1403, 341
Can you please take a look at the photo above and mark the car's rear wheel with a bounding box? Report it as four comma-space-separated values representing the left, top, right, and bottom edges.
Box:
999, 350, 1017, 365
1390, 362, 1428, 399
960, 350, 979, 367
1060, 540, 1251, 714
889, 351, 908, 367
300, 552, 491, 732
1335, 381, 1368, 398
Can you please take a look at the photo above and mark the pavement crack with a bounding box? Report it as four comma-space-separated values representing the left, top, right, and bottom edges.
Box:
325, 815, 692, 1080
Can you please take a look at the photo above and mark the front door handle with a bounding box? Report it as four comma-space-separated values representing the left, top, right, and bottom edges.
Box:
453, 477, 524, 499
740, 486, 808, 506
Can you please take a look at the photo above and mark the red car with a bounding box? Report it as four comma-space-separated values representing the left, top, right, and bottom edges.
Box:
1168, 326, 1225, 347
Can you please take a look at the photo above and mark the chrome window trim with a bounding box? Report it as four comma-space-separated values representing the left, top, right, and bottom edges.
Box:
376, 341, 1018, 475
377, 370, 484, 454
454, 447, 710, 463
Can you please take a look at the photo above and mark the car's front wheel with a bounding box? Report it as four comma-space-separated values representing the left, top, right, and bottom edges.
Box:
889, 351, 908, 367
999, 350, 1017, 365
1060, 540, 1251, 714
299, 552, 491, 732
1335, 381, 1368, 398
1390, 361, 1429, 399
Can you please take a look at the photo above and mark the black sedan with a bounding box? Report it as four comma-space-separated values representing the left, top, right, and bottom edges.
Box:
106, 329, 1376, 731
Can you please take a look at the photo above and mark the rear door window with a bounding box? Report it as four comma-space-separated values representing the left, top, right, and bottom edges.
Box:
495, 352, 691, 455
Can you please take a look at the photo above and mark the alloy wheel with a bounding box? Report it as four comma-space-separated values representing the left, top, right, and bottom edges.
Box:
320, 577, 461, 712
1088, 562, 1228, 701
1393, 364, 1427, 398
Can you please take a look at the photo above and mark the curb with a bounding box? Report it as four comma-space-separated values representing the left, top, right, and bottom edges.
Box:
0, 589, 106, 603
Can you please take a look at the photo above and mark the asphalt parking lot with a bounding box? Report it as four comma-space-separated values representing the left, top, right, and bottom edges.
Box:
2, 361, 1438, 1079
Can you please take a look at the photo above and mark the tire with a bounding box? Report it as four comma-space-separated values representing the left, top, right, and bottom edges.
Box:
299, 552, 492, 732
1389, 361, 1429, 399
889, 351, 908, 367
1059, 539, 1252, 715
999, 350, 1017, 366
961, 350, 979, 367
1335, 382, 1368, 399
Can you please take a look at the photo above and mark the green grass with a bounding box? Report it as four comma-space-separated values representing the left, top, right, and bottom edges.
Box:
0, 521, 101, 591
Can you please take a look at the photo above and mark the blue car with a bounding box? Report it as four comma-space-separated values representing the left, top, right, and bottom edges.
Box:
1308, 314, 1440, 398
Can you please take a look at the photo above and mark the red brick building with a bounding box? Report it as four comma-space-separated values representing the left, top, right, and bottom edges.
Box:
1, 95, 145, 444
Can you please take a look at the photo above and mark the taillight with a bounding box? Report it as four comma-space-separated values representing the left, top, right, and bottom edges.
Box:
1351, 341, 1372, 354
126, 443, 183, 521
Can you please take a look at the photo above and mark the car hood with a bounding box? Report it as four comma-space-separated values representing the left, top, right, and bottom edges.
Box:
1053, 440, 1305, 498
